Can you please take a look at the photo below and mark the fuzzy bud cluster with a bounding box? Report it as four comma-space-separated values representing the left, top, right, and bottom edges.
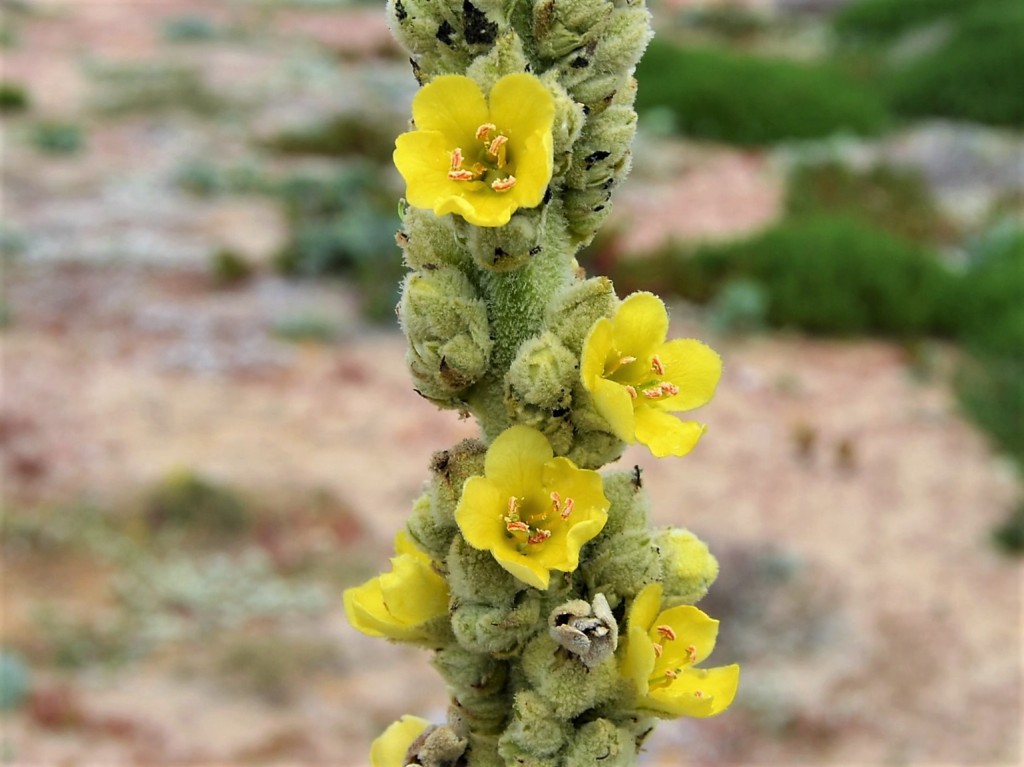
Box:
347, 1, 738, 765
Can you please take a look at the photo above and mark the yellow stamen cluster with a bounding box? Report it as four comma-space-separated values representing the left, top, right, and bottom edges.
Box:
447, 122, 517, 193
503, 491, 575, 548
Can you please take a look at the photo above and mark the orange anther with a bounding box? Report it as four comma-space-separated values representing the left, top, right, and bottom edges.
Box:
491, 176, 517, 192
475, 123, 496, 141
651, 355, 664, 376
450, 147, 464, 171
656, 625, 677, 641
624, 385, 638, 399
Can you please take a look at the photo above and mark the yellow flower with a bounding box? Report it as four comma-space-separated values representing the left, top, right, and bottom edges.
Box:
620, 583, 739, 718
581, 292, 722, 458
343, 530, 449, 641
394, 74, 555, 227
370, 715, 430, 767
455, 425, 609, 590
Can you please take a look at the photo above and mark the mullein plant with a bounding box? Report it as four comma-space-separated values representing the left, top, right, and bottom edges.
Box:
343, 0, 739, 764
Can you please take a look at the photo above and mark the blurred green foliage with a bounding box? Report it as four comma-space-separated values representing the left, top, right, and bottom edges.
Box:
271, 313, 342, 343
608, 215, 953, 338
635, 40, 889, 146
87, 61, 222, 115
273, 165, 404, 323
951, 225, 1024, 488
834, 0, 1024, 127
31, 121, 85, 154
161, 14, 222, 43
144, 469, 251, 540
209, 247, 255, 288
832, 0, 968, 44
262, 112, 397, 163
0, 81, 29, 113
214, 634, 339, 704
786, 160, 955, 245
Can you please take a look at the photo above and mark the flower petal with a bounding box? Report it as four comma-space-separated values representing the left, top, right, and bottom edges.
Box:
633, 406, 706, 458
652, 604, 719, 668
592, 377, 636, 442
411, 75, 488, 147
438, 186, 517, 227
379, 550, 448, 626
629, 582, 664, 633
621, 623, 657, 697
581, 317, 615, 391
489, 542, 551, 590
654, 338, 723, 412
489, 74, 556, 150
505, 131, 553, 210
370, 715, 432, 767
613, 292, 668, 361
394, 130, 463, 211
647, 664, 740, 718
455, 475, 504, 552
484, 424, 551, 493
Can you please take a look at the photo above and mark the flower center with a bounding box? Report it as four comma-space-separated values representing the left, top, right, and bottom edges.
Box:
610, 354, 679, 401
447, 123, 517, 193
649, 623, 699, 690
504, 491, 575, 549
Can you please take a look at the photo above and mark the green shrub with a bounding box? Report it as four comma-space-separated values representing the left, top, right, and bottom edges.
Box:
88, 62, 221, 115
786, 161, 955, 245
949, 225, 1024, 357
161, 14, 221, 43
832, 0, 968, 46
272, 165, 403, 324
609, 216, 954, 337
31, 121, 85, 154
992, 502, 1024, 556
0, 81, 29, 113
144, 470, 250, 540
271, 313, 341, 343
955, 353, 1024, 468
209, 248, 254, 287
261, 113, 397, 163
634, 41, 889, 146
882, 3, 1024, 127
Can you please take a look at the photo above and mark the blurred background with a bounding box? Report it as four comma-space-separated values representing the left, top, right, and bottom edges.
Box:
0, 0, 1021, 764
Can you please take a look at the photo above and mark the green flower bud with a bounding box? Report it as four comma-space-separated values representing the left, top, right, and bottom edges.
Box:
463, 208, 545, 272
433, 646, 508, 704
580, 528, 662, 610
388, 0, 502, 78
430, 439, 487, 526
593, 469, 649, 541
498, 691, 569, 759
544, 276, 616, 355
564, 427, 625, 470
406, 491, 456, 561
452, 594, 543, 656
400, 266, 493, 401
465, 31, 531, 88
563, 719, 637, 767
448, 534, 524, 605
549, 6, 651, 108
506, 331, 577, 411
398, 208, 473, 272
520, 632, 621, 718
564, 98, 638, 245
503, 331, 578, 454
532, 0, 614, 60
655, 527, 719, 607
